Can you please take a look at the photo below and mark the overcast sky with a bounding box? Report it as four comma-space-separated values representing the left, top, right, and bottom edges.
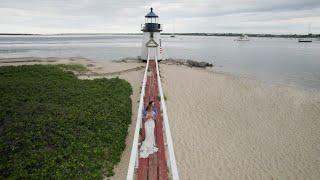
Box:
0, 0, 319, 34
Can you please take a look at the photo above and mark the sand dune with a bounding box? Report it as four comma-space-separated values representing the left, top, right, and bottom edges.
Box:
161, 64, 320, 180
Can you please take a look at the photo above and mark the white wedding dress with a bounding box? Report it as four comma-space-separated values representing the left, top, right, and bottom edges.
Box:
140, 118, 158, 158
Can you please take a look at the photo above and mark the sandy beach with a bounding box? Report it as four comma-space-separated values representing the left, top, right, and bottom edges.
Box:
2, 57, 320, 179
161, 64, 320, 180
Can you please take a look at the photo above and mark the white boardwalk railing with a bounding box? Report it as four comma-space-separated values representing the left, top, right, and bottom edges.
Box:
126, 48, 179, 180
155, 55, 180, 180
126, 56, 149, 180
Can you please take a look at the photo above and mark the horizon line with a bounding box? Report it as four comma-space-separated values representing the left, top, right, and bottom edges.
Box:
0, 32, 319, 36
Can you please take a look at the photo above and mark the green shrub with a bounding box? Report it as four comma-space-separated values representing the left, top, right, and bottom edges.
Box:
0, 65, 132, 179
57, 64, 88, 72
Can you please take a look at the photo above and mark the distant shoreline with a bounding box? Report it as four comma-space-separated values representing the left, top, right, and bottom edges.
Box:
1, 33, 319, 38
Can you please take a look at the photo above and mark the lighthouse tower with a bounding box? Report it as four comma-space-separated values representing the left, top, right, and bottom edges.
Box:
141, 8, 162, 61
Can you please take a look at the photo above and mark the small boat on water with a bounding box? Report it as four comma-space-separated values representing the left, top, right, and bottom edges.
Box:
235, 34, 250, 41
298, 38, 312, 43
298, 24, 313, 43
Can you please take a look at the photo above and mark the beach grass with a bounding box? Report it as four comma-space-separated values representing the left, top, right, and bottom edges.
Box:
0, 64, 132, 179
57, 63, 89, 72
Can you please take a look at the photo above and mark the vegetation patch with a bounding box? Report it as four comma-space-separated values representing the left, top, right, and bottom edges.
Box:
57, 63, 89, 72
0, 65, 132, 179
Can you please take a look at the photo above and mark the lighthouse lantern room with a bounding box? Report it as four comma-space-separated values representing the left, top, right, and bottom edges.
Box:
141, 8, 162, 61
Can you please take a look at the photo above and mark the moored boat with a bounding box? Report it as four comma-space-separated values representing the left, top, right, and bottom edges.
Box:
298, 38, 312, 43
235, 34, 250, 41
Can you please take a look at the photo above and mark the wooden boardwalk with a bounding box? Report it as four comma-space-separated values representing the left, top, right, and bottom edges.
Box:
137, 60, 168, 180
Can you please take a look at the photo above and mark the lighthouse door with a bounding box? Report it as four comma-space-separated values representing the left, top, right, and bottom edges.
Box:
147, 47, 157, 60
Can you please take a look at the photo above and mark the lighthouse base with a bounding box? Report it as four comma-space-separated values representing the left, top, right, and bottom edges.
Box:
142, 59, 162, 63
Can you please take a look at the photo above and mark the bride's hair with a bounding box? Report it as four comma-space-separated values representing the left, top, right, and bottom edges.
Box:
146, 101, 154, 112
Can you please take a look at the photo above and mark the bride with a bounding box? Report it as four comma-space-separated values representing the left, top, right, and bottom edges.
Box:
140, 103, 158, 158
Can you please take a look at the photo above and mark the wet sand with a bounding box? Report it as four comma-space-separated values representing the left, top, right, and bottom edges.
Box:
161, 64, 320, 180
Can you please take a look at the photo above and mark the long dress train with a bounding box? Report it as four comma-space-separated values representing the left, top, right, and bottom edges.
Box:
140, 119, 158, 158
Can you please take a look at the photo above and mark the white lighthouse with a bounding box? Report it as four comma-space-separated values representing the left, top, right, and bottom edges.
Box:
141, 8, 162, 61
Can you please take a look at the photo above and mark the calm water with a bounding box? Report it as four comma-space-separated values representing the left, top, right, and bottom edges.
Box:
1, 34, 320, 90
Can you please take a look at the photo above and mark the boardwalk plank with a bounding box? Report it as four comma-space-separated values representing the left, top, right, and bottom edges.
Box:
138, 60, 168, 180
137, 158, 148, 180
148, 153, 158, 180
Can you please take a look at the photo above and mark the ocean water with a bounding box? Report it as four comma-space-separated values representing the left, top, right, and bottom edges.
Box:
1, 34, 320, 90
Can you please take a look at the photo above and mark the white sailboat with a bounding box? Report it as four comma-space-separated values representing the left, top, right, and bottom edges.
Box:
235, 34, 250, 41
